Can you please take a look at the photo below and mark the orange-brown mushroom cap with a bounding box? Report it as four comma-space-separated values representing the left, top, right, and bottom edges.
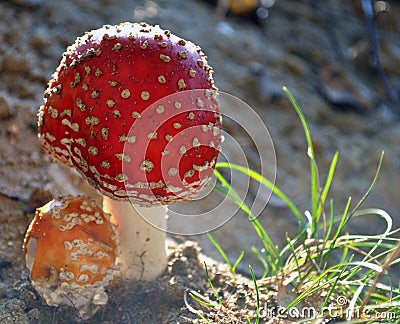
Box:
23, 196, 118, 315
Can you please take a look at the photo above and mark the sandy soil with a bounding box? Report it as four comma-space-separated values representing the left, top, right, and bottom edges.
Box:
0, 0, 399, 322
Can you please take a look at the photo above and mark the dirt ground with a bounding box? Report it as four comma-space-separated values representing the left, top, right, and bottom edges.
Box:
1, 0, 399, 322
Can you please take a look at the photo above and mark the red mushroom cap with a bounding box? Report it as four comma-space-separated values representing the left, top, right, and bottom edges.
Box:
38, 22, 222, 205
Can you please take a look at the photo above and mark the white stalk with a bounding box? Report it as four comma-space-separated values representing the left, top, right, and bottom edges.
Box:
103, 196, 167, 281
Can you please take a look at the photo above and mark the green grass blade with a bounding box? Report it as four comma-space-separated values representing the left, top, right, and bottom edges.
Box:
215, 162, 303, 223
249, 265, 260, 324
286, 236, 303, 280
208, 233, 232, 269
282, 86, 319, 224
214, 167, 283, 273
331, 197, 352, 245
349, 151, 384, 218
204, 262, 222, 307
324, 199, 335, 246
316, 152, 339, 222
252, 246, 270, 278
185, 291, 213, 323
213, 169, 250, 215
322, 262, 347, 309
232, 251, 245, 274
189, 293, 217, 309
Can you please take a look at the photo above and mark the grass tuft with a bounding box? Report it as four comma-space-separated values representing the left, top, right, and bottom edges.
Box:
187, 88, 400, 323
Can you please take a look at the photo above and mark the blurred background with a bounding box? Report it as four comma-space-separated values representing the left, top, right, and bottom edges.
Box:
0, 0, 399, 280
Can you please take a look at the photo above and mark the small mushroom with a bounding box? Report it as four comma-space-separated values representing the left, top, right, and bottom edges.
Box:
23, 195, 118, 319
37, 22, 222, 281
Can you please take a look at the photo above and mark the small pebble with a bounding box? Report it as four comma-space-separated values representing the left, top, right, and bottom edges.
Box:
6, 123, 19, 137
0, 96, 12, 120
181, 241, 200, 259
27, 308, 40, 320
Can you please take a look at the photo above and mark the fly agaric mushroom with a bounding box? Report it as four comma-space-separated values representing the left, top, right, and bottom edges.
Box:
23, 195, 118, 319
38, 22, 222, 280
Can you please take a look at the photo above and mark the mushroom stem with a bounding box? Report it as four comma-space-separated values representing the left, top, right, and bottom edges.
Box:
102, 196, 167, 281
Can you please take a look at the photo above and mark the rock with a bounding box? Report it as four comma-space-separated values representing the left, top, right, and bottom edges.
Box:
0, 96, 12, 120
0, 53, 31, 74
27, 308, 40, 321
318, 64, 373, 112
250, 63, 284, 103
374, 1, 398, 33
7, 0, 42, 8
